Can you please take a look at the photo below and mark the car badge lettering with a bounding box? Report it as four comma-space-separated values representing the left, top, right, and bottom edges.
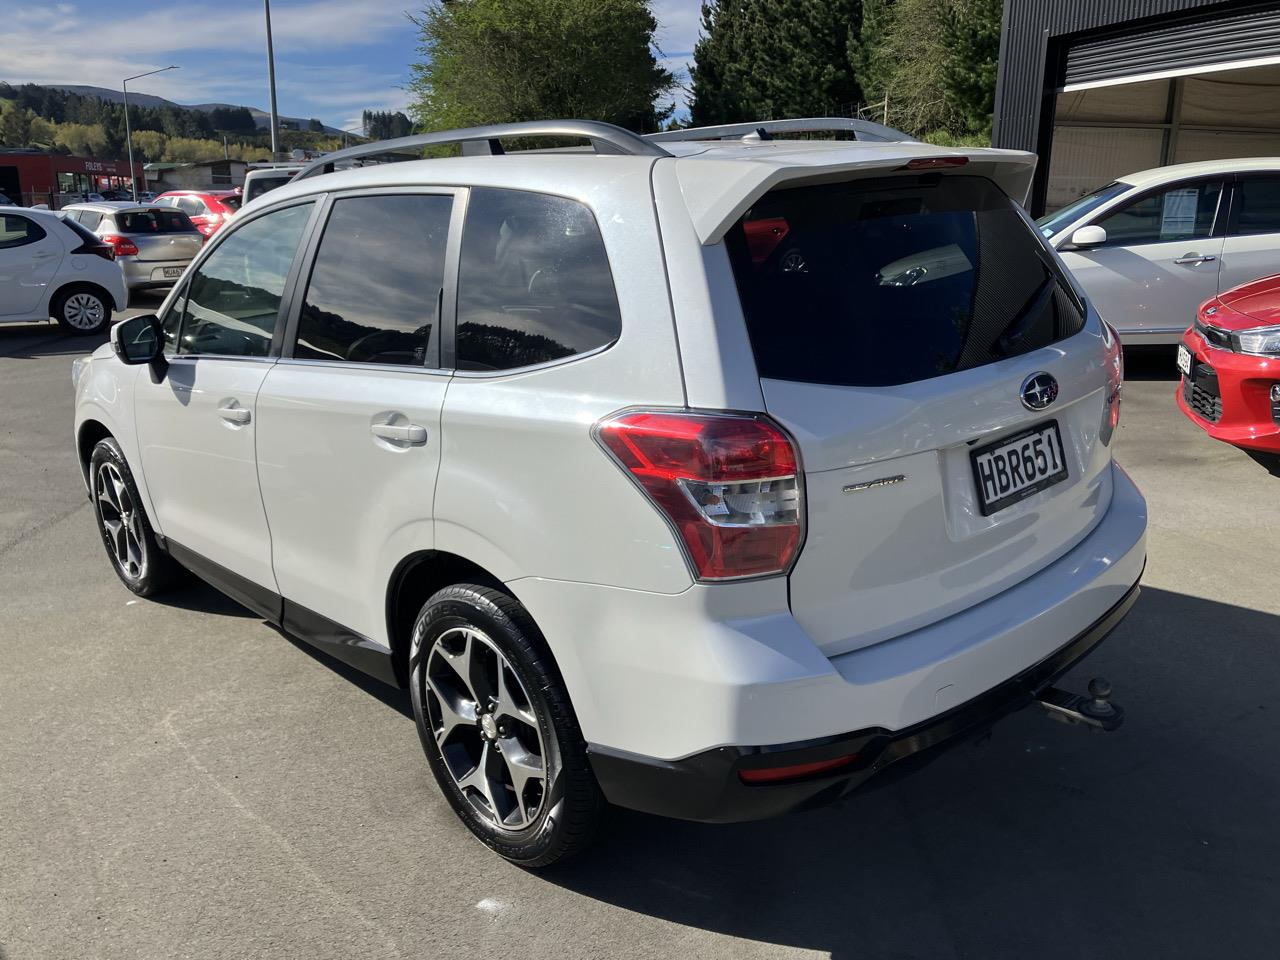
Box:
843, 474, 907, 494
1020, 372, 1058, 411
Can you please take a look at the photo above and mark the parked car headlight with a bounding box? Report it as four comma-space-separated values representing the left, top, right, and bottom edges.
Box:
1231, 325, 1280, 357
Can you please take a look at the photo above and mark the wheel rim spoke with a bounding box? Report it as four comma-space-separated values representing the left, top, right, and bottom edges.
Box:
95, 462, 145, 580
424, 625, 548, 833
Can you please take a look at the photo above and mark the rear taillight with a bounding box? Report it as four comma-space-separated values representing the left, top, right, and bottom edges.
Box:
594, 410, 803, 581
1100, 320, 1123, 445
101, 234, 139, 257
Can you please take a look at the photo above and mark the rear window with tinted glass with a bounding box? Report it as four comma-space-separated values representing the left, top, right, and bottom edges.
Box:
219, 195, 241, 210
117, 209, 197, 233
725, 175, 1085, 388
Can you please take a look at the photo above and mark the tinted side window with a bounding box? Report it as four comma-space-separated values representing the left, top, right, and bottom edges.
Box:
176, 197, 204, 217
178, 202, 312, 358
1232, 178, 1280, 236
294, 194, 452, 366
1098, 180, 1222, 245
0, 214, 46, 249
456, 188, 621, 371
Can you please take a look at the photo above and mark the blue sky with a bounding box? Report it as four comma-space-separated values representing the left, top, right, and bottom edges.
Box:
0, 0, 699, 132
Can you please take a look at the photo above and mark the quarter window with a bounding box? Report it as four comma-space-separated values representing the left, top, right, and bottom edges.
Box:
1231, 178, 1280, 236
0, 214, 46, 249
456, 188, 621, 371
177, 202, 313, 358
294, 194, 452, 366
77, 211, 103, 231
1097, 180, 1223, 245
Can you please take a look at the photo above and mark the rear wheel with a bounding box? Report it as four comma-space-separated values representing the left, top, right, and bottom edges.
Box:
89, 437, 183, 596
53, 286, 112, 335
409, 584, 605, 867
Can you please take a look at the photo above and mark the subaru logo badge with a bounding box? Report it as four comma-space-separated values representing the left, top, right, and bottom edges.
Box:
1020, 372, 1058, 411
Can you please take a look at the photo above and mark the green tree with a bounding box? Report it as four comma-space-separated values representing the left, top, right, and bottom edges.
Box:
849, 0, 894, 108
53, 122, 107, 156
132, 130, 168, 161
408, 0, 673, 134
690, 0, 864, 126
942, 0, 1001, 138
0, 101, 34, 147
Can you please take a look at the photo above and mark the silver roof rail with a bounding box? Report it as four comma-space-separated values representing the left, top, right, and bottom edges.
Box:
645, 117, 917, 144
294, 119, 670, 182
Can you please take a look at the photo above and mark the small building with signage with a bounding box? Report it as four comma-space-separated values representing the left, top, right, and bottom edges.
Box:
0, 150, 137, 207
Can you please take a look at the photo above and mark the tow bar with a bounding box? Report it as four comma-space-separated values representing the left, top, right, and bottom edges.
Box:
1036, 677, 1124, 733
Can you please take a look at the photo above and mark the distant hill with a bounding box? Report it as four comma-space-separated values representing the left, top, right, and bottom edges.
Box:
44, 84, 346, 136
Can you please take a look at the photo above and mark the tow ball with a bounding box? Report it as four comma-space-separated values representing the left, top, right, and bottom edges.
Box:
1035, 677, 1124, 733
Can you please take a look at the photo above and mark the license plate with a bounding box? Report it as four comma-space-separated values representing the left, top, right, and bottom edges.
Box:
162, 266, 184, 279
970, 421, 1069, 517
1177, 343, 1192, 377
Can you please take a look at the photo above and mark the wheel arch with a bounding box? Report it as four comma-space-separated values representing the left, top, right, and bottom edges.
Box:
50, 279, 119, 319
76, 418, 114, 487
385, 550, 509, 688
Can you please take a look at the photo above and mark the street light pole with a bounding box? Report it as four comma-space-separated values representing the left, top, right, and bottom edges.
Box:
264, 0, 280, 161
123, 65, 179, 203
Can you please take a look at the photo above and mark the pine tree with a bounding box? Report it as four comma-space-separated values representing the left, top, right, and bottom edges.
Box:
690, 0, 864, 125
942, 0, 1002, 137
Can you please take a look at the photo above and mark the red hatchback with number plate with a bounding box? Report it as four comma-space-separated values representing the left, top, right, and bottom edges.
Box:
1177, 273, 1280, 454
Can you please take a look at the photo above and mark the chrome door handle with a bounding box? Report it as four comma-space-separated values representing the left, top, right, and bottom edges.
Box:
371, 422, 427, 445
218, 404, 251, 424
1174, 254, 1216, 265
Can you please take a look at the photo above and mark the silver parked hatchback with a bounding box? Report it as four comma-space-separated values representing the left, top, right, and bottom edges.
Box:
61, 202, 203, 292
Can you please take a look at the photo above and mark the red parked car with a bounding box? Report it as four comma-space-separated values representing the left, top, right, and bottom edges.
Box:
1177, 273, 1280, 456
152, 189, 241, 238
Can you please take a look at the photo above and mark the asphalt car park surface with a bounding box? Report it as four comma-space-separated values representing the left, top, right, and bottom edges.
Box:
2, 298, 1278, 959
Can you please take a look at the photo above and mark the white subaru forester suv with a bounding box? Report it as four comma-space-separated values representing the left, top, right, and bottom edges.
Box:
73, 119, 1146, 866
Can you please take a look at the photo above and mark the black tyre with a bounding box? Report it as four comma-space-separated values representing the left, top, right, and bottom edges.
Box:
53, 285, 112, 335
409, 584, 605, 867
89, 437, 184, 596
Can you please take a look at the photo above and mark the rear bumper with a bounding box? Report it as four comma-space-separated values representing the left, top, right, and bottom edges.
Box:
1177, 329, 1280, 453
589, 579, 1140, 822
119, 257, 190, 289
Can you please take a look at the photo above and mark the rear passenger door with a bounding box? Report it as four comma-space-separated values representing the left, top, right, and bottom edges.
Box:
255, 189, 458, 646
1217, 175, 1280, 294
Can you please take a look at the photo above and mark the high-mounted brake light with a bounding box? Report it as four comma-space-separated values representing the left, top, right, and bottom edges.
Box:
101, 234, 139, 257
904, 156, 970, 170
594, 410, 803, 581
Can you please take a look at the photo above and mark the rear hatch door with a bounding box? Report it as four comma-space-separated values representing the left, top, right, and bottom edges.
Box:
723, 172, 1115, 658
114, 208, 204, 261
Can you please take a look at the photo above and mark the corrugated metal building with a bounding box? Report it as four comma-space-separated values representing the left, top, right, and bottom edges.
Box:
994, 0, 1280, 214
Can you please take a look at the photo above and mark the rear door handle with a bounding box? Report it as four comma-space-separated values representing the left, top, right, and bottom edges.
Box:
371, 422, 427, 445
218, 403, 251, 424
1174, 254, 1216, 264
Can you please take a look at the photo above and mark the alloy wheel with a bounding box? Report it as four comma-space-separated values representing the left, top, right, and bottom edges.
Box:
95, 462, 146, 581
422, 626, 548, 832
64, 293, 106, 330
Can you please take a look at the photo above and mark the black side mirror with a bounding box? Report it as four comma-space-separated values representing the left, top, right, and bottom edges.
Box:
110, 314, 165, 371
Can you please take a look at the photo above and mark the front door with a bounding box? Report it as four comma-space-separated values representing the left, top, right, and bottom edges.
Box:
0, 212, 63, 317
133, 200, 317, 602
1058, 178, 1225, 339
256, 191, 456, 644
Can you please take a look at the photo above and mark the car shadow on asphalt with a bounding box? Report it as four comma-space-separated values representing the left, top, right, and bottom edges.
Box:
540, 586, 1280, 960
0, 322, 108, 359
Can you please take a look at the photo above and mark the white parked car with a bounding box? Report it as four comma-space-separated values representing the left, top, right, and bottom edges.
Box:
0, 206, 126, 334
1038, 158, 1280, 344
72, 119, 1147, 866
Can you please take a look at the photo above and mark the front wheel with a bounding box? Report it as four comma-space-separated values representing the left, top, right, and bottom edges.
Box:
409, 584, 605, 867
89, 437, 183, 596
53, 286, 112, 335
